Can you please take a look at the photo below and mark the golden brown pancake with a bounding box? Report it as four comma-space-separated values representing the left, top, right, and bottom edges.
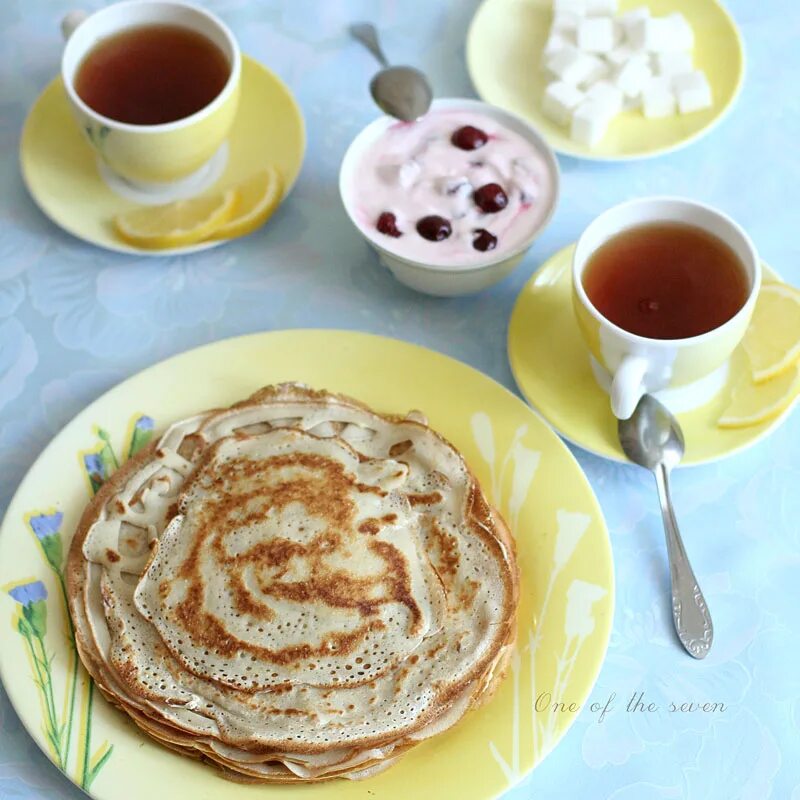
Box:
67, 383, 518, 781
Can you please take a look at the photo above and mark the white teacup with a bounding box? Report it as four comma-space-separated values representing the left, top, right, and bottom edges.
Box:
61, 1, 241, 202
572, 197, 761, 420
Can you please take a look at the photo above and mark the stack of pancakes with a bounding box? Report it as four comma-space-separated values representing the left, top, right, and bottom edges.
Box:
67, 384, 518, 782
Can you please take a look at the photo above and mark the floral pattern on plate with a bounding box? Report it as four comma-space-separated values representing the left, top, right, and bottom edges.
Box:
3, 414, 154, 790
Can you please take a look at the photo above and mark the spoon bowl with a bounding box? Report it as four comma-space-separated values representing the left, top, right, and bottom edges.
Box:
350, 22, 433, 122
618, 394, 685, 471
369, 66, 433, 122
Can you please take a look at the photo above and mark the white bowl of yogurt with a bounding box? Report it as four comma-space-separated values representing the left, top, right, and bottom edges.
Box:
340, 98, 560, 296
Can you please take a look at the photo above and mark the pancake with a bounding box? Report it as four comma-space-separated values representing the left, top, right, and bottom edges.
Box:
67, 383, 518, 781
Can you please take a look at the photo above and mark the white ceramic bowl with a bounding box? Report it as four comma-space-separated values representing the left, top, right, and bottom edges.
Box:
339, 98, 560, 297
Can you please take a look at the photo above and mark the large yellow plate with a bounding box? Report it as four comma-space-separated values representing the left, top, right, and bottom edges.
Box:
467, 0, 745, 160
20, 56, 305, 255
508, 246, 793, 465
0, 331, 612, 800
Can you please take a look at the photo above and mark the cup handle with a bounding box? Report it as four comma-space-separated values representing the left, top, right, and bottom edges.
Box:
61, 10, 88, 40
611, 355, 648, 419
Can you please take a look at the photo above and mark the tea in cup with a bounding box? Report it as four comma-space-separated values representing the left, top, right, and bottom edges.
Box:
61, 1, 241, 190
572, 197, 761, 419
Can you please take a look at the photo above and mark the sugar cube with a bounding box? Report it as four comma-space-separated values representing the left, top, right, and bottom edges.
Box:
666, 13, 695, 50
654, 50, 693, 78
553, 0, 587, 15
542, 81, 586, 125
624, 94, 642, 111
643, 91, 675, 118
632, 18, 674, 51
632, 16, 694, 52
580, 57, 610, 87
543, 29, 574, 58
618, 6, 650, 37
571, 101, 612, 146
577, 17, 615, 52
613, 54, 652, 98
584, 79, 624, 116
612, 19, 625, 46
546, 45, 579, 77
585, 0, 618, 14
645, 75, 672, 93
606, 43, 635, 68
553, 10, 582, 33
641, 76, 676, 117
546, 47, 605, 85
673, 70, 712, 113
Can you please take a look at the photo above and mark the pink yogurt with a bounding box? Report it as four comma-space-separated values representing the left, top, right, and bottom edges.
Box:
348, 109, 556, 267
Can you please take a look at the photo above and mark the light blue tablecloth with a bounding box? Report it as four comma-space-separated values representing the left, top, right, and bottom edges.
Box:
1, 1, 798, 798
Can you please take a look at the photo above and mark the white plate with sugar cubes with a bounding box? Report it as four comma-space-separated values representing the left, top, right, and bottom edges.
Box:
467, 0, 744, 160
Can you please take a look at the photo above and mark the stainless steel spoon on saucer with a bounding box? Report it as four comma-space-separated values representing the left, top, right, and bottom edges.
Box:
618, 394, 714, 659
349, 22, 433, 121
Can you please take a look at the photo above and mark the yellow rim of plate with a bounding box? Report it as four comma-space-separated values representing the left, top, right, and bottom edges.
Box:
0, 330, 613, 800
19, 55, 306, 256
508, 245, 792, 465
466, 0, 746, 162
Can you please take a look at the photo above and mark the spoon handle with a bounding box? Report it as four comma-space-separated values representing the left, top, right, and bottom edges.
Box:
349, 23, 390, 67
654, 464, 713, 659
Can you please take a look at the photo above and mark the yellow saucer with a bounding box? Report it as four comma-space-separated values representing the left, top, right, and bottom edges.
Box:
508, 245, 790, 465
20, 56, 305, 256
466, 0, 744, 161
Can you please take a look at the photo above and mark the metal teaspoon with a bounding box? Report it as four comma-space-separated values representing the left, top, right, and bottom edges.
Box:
618, 394, 714, 659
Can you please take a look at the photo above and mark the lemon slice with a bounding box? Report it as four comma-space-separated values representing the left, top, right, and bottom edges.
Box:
211, 167, 283, 240
114, 189, 237, 249
718, 362, 800, 429
743, 282, 800, 383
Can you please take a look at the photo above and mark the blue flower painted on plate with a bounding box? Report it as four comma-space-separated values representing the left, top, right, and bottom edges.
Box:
28, 512, 64, 574
127, 415, 155, 458
10, 582, 49, 642
83, 453, 103, 477
1, 418, 146, 788
28, 512, 63, 541
8, 580, 47, 607
134, 415, 154, 431
0, 318, 38, 413
83, 452, 107, 494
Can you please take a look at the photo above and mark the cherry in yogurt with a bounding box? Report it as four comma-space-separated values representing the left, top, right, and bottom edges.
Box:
416, 215, 452, 241
472, 229, 498, 252
451, 125, 488, 151
376, 211, 402, 238
473, 183, 508, 214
